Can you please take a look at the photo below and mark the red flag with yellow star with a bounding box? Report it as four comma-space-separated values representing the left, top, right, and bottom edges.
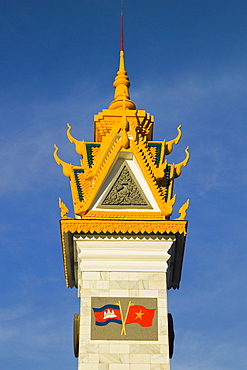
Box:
125, 305, 156, 327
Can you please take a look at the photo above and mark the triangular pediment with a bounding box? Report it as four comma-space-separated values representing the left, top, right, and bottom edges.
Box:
99, 164, 151, 209
90, 153, 161, 212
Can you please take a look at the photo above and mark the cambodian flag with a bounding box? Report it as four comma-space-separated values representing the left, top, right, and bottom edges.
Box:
92, 304, 122, 326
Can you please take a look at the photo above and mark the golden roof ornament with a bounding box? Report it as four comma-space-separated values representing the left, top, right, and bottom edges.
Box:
108, 50, 136, 110
54, 6, 190, 287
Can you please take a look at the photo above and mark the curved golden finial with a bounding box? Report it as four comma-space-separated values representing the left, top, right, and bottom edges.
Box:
165, 125, 182, 155
53, 144, 71, 178
59, 197, 70, 219
175, 199, 190, 220
66, 123, 85, 156
173, 146, 190, 178
163, 194, 176, 217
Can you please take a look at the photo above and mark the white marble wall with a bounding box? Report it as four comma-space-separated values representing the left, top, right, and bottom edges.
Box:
78, 271, 170, 370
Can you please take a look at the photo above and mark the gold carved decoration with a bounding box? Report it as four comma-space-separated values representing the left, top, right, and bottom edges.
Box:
100, 165, 151, 208
66, 123, 85, 157
53, 145, 72, 178
165, 125, 182, 155
60, 219, 187, 235
59, 197, 70, 219
175, 199, 190, 220
173, 146, 190, 178
82, 210, 165, 220
61, 230, 69, 286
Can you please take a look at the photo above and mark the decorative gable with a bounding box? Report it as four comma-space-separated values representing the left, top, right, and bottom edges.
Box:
90, 154, 159, 212
99, 164, 151, 208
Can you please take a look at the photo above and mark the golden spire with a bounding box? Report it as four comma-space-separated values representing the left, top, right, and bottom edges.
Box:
108, 3, 136, 110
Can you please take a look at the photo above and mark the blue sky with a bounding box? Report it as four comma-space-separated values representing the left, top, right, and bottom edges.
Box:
1, 0, 247, 369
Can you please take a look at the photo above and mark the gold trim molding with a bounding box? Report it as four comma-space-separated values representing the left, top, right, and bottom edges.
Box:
60, 219, 187, 235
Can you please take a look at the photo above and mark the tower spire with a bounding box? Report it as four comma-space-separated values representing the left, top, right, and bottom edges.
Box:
108, 1, 136, 110
120, 0, 124, 51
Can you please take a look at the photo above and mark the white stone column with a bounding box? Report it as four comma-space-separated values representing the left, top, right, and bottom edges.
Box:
75, 234, 174, 370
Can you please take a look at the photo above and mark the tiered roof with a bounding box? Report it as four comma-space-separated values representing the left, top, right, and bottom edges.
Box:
54, 48, 190, 288
54, 50, 189, 222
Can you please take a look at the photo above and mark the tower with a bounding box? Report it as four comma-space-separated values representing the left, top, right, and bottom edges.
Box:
54, 12, 189, 370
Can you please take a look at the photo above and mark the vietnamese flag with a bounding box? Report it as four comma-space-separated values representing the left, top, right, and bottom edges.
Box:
125, 305, 156, 327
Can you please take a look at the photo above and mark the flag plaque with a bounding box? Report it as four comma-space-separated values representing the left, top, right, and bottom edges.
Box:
91, 297, 158, 341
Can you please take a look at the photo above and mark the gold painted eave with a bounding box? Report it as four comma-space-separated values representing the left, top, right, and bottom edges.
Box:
60, 218, 188, 235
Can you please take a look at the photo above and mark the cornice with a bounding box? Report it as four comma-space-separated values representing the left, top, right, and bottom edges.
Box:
60, 219, 187, 235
